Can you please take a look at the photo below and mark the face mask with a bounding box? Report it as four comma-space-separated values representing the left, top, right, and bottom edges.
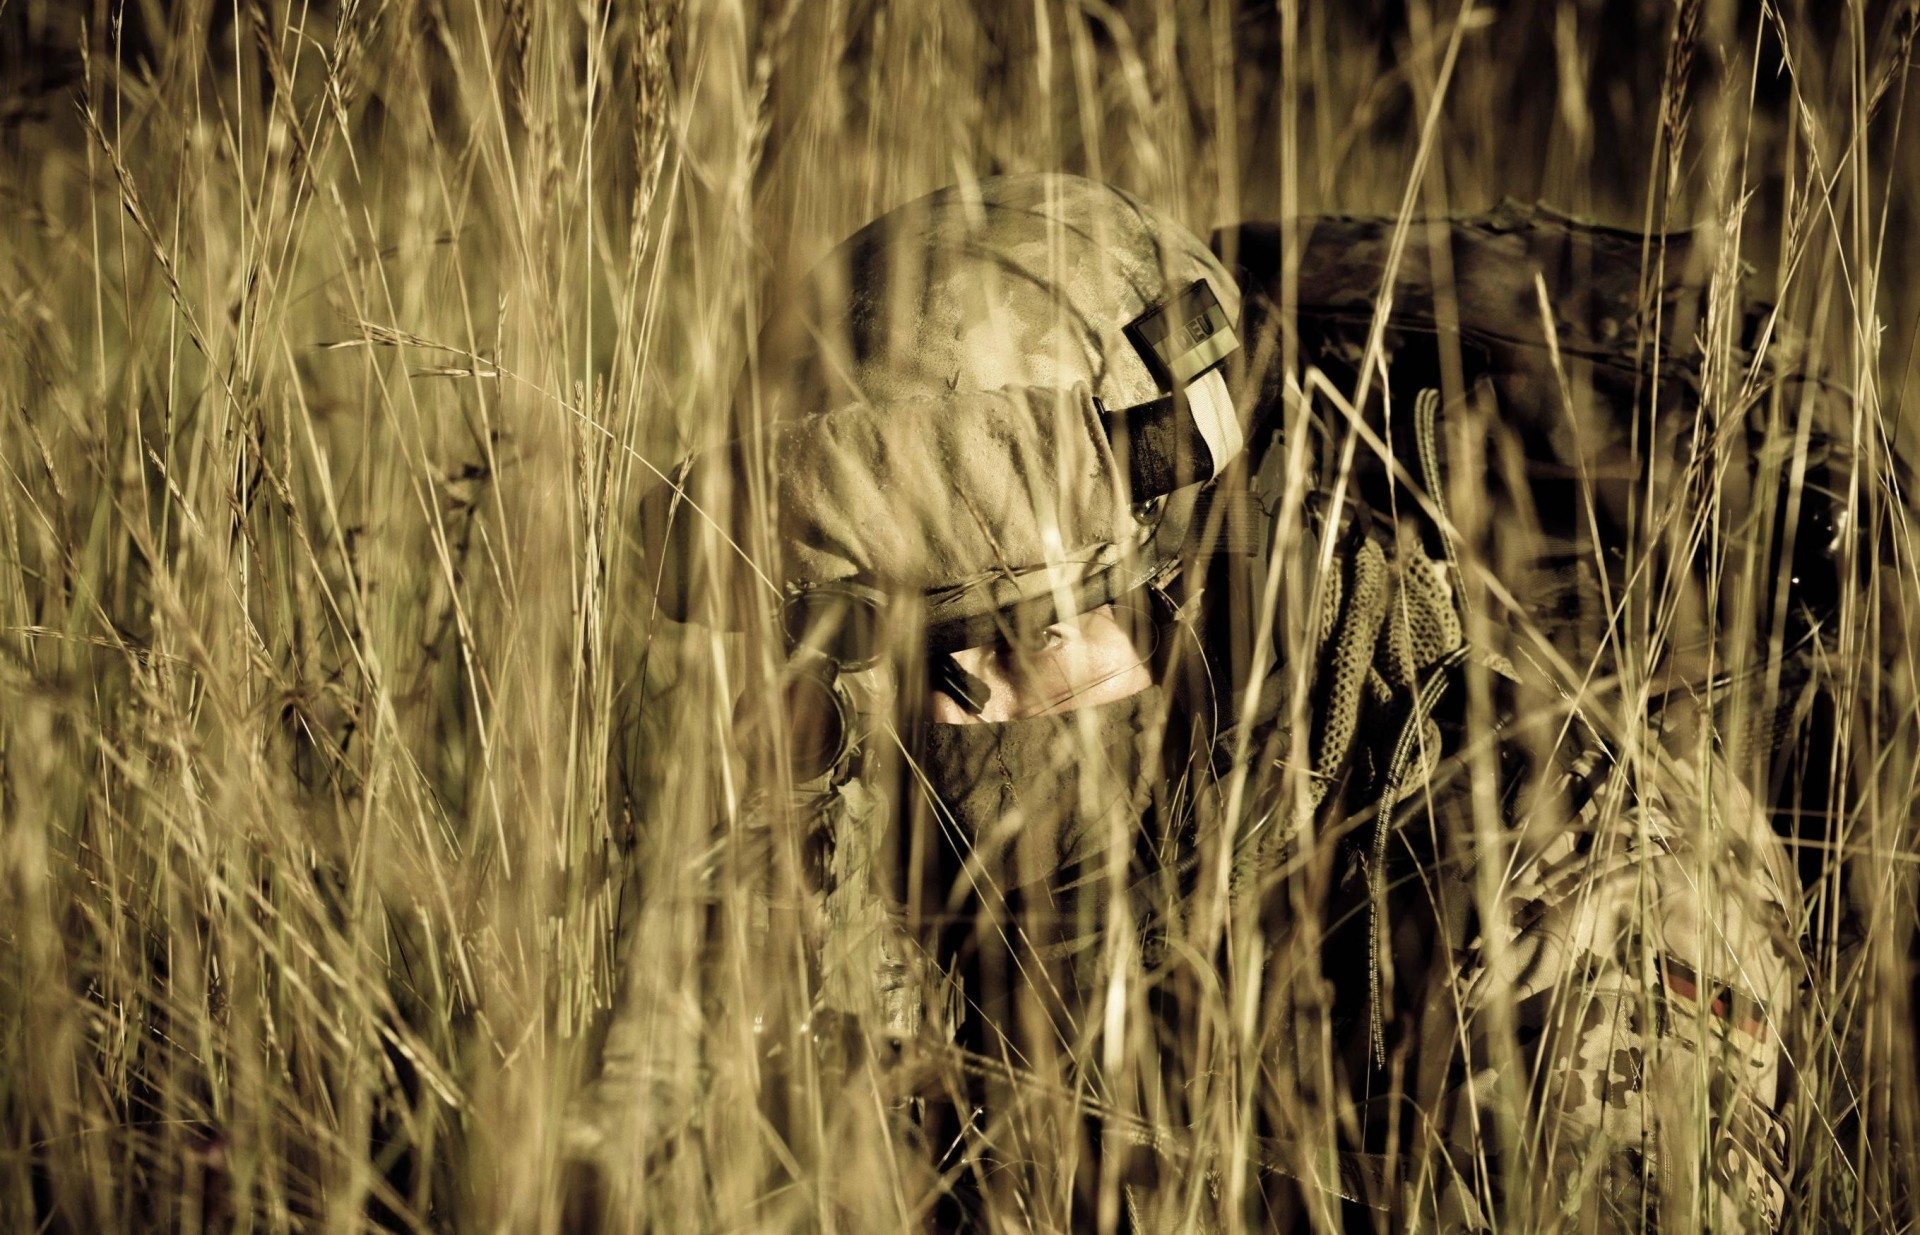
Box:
913, 686, 1168, 1049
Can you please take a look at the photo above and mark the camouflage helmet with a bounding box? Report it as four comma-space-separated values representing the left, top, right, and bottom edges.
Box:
653, 174, 1245, 656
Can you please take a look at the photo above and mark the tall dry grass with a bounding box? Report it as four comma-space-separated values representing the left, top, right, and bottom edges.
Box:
0, 0, 1915, 1231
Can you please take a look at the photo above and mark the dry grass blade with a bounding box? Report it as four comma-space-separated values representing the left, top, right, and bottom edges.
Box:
0, 1, 1914, 1233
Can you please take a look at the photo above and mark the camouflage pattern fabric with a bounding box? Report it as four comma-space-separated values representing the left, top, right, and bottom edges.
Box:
644, 174, 1246, 644
1432, 741, 1798, 1233
668, 382, 1146, 632
1216, 206, 1814, 1229
1244, 504, 1802, 1234
582, 199, 1814, 1232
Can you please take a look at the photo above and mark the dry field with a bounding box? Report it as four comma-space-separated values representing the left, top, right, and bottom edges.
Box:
0, 0, 1916, 1231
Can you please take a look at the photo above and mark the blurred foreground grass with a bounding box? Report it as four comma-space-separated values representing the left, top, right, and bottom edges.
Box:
0, 0, 1916, 1230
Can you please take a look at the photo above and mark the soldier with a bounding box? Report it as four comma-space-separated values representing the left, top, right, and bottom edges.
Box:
595, 175, 1803, 1233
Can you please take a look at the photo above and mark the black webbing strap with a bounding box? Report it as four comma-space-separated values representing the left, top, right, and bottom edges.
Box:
1102, 392, 1220, 499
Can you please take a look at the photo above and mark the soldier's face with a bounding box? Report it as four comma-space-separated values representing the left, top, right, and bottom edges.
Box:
928, 603, 1151, 724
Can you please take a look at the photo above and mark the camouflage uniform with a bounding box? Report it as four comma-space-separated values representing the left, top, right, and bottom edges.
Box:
1215, 209, 1806, 1231
589, 181, 1805, 1233
1229, 506, 1801, 1232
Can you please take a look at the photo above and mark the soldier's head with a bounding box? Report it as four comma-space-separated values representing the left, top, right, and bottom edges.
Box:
647, 174, 1246, 816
